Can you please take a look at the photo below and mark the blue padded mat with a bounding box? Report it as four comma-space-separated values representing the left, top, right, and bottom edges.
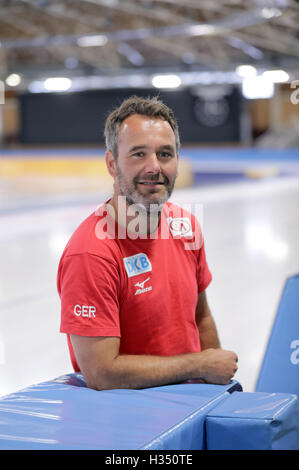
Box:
0, 376, 240, 450
206, 391, 299, 450
1, 373, 298, 450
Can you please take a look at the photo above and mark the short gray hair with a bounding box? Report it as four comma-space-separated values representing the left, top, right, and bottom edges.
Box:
104, 95, 180, 159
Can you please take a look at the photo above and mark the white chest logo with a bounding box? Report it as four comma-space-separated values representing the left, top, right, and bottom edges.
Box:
167, 217, 193, 237
134, 277, 152, 296
135, 277, 150, 289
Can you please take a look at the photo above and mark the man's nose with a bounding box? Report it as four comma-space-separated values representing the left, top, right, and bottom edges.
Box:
143, 153, 161, 173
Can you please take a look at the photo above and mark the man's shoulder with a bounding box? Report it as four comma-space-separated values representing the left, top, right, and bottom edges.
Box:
61, 203, 119, 259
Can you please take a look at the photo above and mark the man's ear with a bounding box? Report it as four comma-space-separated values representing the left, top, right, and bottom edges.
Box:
105, 150, 117, 178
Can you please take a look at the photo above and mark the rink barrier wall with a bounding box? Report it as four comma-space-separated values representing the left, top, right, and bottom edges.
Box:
0, 154, 193, 189
255, 273, 299, 397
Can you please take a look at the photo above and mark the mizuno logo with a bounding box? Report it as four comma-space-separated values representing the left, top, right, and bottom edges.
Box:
134, 277, 152, 296
135, 277, 150, 289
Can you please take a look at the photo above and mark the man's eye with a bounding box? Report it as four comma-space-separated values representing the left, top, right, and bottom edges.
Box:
160, 152, 172, 158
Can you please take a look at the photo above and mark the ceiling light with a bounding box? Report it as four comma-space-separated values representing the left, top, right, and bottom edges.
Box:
236, 65, 257, 78
77, 35, 108, 47
152, 74, 181, 89
44, 77, 72, 92
261, 8, 282, 19
242, 76, 274, 99
188, 24, 216, 36
262, 69, 289, 83
5, 73, 21, 87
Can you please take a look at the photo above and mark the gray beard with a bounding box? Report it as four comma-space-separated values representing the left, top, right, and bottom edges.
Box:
115, 166, 176, 214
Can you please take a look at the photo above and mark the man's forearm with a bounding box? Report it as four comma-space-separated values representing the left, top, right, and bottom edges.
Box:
92, 346, 238, 391
94, 352, 203, 390
71, 334, 237, 391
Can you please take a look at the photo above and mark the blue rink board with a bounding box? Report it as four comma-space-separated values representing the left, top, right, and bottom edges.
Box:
255, 274, 299, 397
0, 374, 298, 450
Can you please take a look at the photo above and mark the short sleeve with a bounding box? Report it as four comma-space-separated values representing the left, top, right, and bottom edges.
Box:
196, 241, 212, 293
58, 252, 121, 337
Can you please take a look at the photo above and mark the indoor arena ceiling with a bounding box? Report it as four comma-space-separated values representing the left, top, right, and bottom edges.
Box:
0, 0, 299, 90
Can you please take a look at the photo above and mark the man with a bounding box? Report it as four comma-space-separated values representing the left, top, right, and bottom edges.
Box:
58, 95, 238, 391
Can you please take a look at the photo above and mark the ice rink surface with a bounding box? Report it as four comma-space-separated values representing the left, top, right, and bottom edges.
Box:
1, 150, 299, 396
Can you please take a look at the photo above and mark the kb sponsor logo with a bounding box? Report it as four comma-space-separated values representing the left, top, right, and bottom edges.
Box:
123, 253, 152, 278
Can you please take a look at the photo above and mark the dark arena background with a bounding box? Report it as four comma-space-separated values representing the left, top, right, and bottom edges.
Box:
0, 0, 299, 452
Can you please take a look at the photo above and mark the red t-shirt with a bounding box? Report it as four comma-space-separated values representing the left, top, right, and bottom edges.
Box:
58, 200, 212, 372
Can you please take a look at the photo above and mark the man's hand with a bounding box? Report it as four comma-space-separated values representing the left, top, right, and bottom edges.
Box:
196, 348, 238, 385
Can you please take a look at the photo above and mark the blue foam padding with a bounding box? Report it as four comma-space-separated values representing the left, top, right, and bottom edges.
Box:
0, 375, 237, 450
255, 274, 299, 396
206, 391, 299, 450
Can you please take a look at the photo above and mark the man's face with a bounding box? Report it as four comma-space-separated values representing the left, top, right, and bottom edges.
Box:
111, 114, 178, 212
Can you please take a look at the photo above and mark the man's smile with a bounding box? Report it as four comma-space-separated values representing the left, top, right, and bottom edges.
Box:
137, 181, 164, 185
